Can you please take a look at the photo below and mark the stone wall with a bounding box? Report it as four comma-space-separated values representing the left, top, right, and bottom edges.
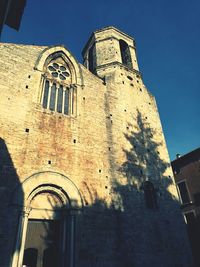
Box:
0, 28, 193, 267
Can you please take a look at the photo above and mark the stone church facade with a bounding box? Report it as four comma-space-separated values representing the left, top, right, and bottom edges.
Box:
0, 26, 192, 267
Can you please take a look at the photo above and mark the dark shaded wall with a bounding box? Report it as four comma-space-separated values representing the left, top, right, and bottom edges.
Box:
0, 138, 23, 267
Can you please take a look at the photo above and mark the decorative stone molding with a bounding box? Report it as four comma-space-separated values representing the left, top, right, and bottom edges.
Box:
11, 171, 83, 210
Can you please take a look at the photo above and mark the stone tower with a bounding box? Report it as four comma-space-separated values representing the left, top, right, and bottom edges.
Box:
0, 26, 192, 267
82, 26, 139, 75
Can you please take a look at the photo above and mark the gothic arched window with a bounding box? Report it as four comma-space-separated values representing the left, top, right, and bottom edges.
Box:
143, 181, 158, 210
119, 40, 133, 69
42, 59, 76, 116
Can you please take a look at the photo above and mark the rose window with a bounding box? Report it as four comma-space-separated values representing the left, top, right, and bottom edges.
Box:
48, 62, 70, 80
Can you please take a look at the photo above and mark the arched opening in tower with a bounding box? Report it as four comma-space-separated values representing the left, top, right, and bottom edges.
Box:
119, 40, 133, 69
88, 44, 95, 73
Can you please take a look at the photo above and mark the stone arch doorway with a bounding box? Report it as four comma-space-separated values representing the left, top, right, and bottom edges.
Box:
11, 171, 83, 267
23, 186, 68, 267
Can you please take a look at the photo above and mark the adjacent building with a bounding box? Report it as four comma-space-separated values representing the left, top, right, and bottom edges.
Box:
171, 148, 200, 267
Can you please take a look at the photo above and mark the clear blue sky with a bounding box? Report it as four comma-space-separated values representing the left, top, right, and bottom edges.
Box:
2, 0, 200, 160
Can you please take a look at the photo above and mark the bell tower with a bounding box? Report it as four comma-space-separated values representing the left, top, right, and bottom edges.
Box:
82, 26, 139, 77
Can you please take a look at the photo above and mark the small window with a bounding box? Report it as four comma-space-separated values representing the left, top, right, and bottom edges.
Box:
143, 181, 158, 210
177, 181, 190, 204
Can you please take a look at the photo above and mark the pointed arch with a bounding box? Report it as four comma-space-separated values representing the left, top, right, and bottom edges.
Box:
35, 46, 83, 116
35, 45, 83, 86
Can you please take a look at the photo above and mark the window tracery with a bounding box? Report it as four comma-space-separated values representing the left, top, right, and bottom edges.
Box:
41, 59, 76, 116
47, 62, 70, 80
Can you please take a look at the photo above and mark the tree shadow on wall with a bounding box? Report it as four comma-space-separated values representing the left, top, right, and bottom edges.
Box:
111, 110, 192, 267
0, 137, 24, 267
119, 110, 171, 189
